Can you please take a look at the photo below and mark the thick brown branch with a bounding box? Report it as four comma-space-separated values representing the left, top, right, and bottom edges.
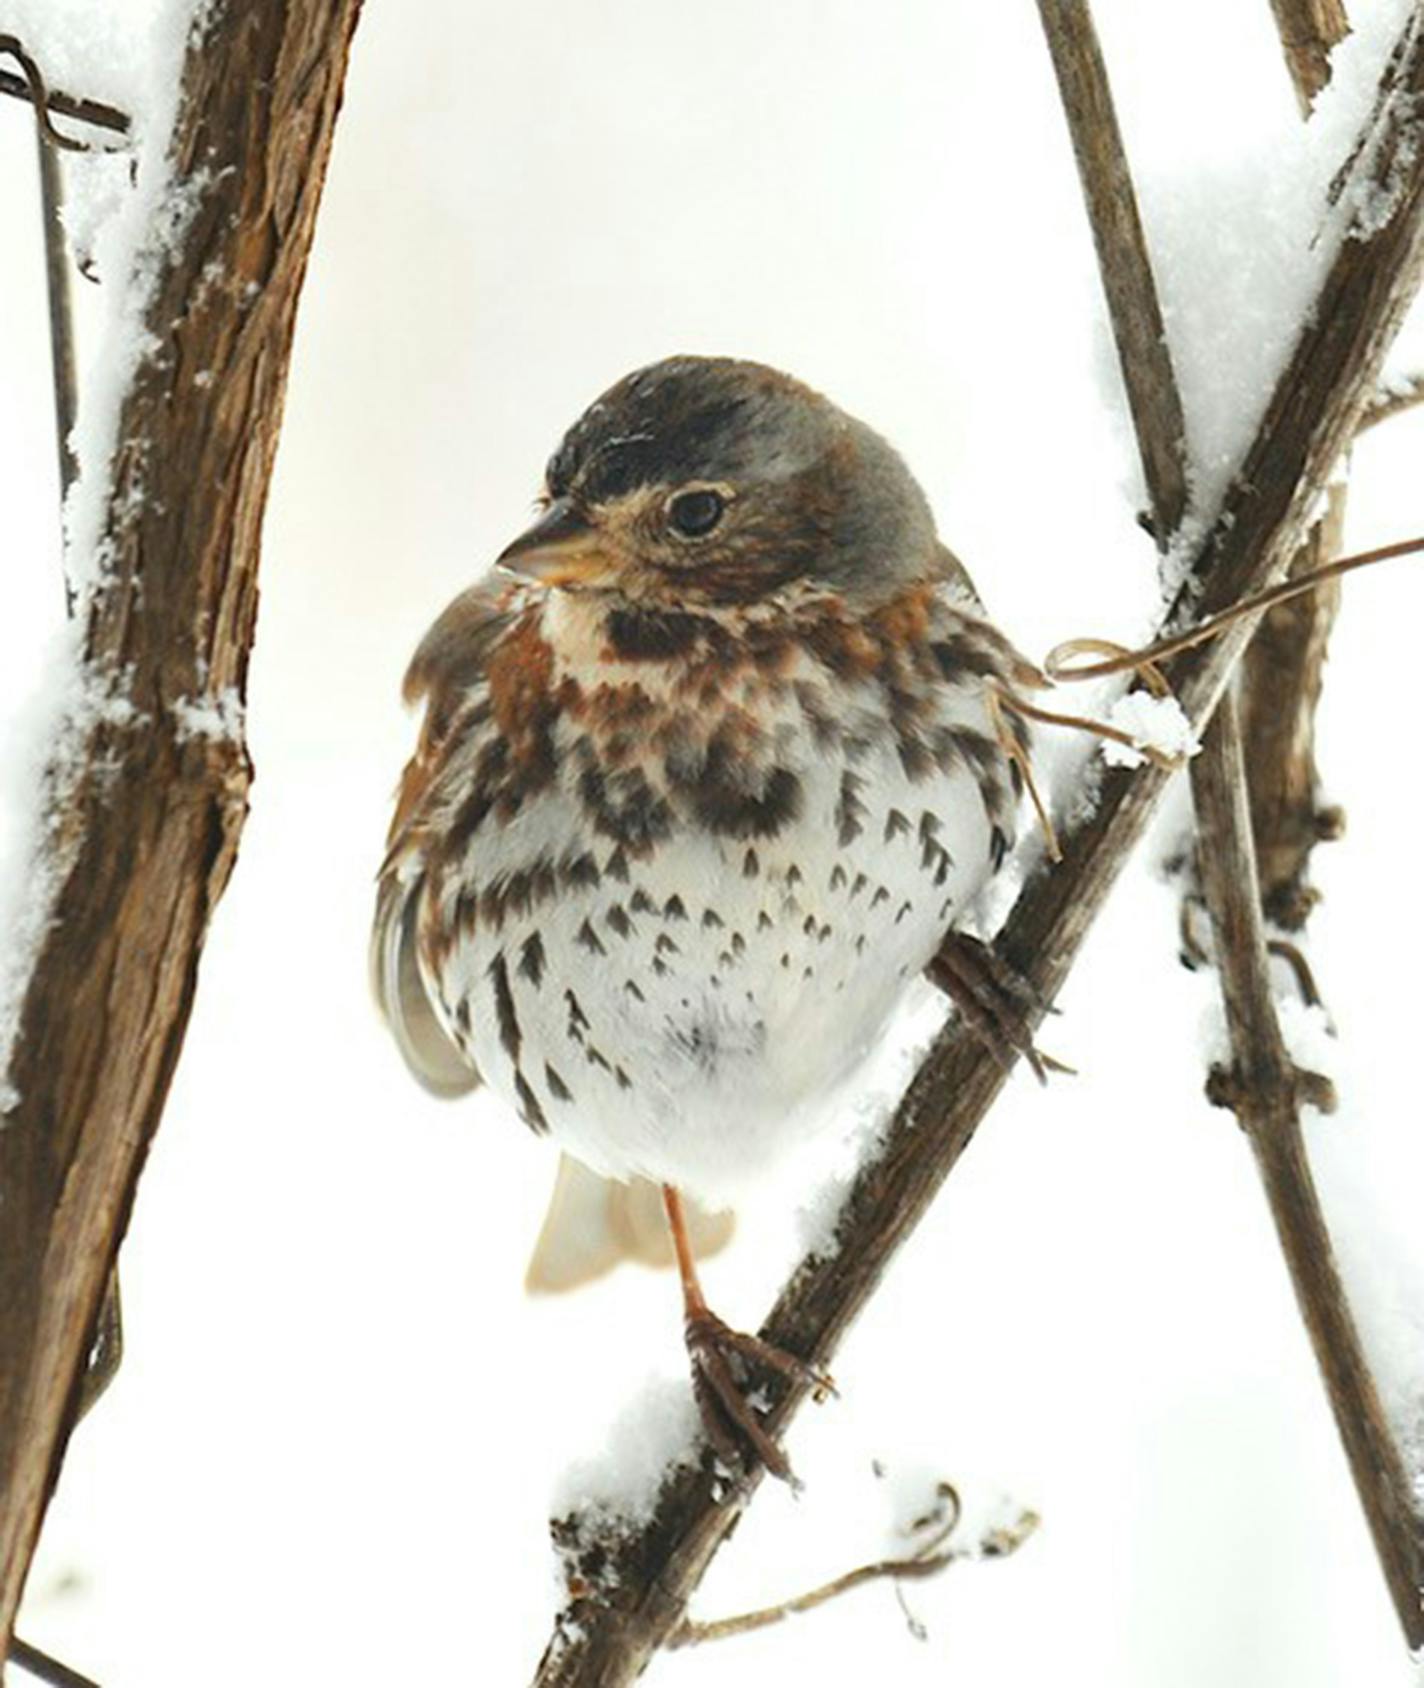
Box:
532, 14, 1424, 1682
1034, 0, 1190, 538
1269, 0, 1353, 111
1191, 698, 1424, 1645
0, 0, 364, 1664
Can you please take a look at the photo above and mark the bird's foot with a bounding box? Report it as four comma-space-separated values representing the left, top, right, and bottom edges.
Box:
929, 930, 1071, 1085
684, 1306, 835, 1485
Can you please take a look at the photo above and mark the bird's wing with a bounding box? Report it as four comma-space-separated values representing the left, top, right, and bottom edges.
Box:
370, 869, 480, 1096
372, 576, 521, 1096
377, 574, 737, 1289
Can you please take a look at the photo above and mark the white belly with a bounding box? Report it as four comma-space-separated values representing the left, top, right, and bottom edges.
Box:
428, 742, 998, 1205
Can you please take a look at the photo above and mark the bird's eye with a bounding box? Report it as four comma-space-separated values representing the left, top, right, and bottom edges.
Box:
667, 487, 726, 539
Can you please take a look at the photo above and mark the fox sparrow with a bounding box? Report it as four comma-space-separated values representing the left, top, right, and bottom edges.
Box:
373, 356, 1037, 1477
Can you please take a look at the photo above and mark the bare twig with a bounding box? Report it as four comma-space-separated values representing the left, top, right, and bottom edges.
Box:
1269, 0, 1352, 111
35, 124, 80, 516
0, 0, 366, 1663
1191, 698, 1424, 1644
7, 1638, 100, 1688
0, 40, 130, 145
1265, 936, 1327, 1008
1045, 534, 1424, 680
532, 17, 1424, 1680
666, 1488, 1039, 1650
1034, 0, 1190, 539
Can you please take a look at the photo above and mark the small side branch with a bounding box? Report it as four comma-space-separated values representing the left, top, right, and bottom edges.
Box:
0, 37, 131, 144
666, 1489, 1039, 1651
35, 121, 80, 511
7, 1637, 101, 1688
1191, 698, 1424, 1647
1034, 0, 1190, 539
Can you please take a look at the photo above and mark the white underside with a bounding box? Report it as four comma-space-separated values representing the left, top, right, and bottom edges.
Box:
426, 736, 999, 1206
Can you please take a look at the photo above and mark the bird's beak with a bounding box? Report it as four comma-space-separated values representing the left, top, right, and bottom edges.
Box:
496, 499, 615, 588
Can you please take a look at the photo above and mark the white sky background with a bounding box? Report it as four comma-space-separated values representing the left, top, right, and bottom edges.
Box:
3, 1, 1424, 1684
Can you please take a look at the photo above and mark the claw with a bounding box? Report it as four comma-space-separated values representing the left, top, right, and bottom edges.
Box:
684, 1308, 832, 1483
929, 930, 1068, 1084
662, 1184, 834, 1485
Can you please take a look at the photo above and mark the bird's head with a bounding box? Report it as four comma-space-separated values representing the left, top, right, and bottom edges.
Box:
495, 356, 937, 608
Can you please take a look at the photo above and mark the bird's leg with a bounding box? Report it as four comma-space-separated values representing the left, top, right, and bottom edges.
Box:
662, 1184, 834, 1484
928, 931, 1071, 1086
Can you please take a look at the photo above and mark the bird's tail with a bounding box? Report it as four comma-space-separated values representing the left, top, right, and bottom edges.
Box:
524, 1155, 734, 1293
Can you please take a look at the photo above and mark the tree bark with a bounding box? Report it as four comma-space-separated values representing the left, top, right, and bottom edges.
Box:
0, 0, 364, 1662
